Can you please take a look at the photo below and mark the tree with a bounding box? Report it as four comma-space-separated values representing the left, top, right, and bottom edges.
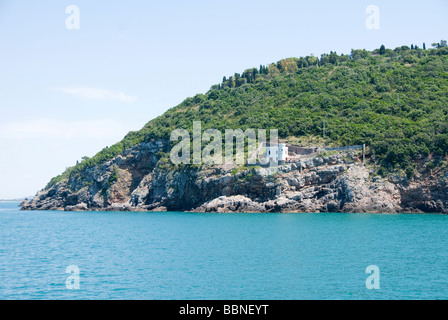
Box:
228, 76, 234, 88
379, 45, 386, 55
432, 40, 447, 48
423, 43, 426, 50
328, 51, 339, 65
351, 49, 368, 60
268, 63, 280, 77
279, 58, 298, 73
306, 55, 318, 66
320, 53, 330, 65
297, 57, 308, 68
252, 68, 258, 80
260, 65, 269, 75
411, 44, 414, 50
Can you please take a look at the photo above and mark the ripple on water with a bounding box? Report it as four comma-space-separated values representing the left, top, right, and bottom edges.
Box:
1, 204, 448, 299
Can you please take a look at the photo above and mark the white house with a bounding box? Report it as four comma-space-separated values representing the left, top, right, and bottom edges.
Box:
266, 143, 288, 164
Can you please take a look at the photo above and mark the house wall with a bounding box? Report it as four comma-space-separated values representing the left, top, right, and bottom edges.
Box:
265, 143, 288, 162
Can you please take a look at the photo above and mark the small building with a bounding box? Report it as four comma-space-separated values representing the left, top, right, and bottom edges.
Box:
266, 143, 288, 165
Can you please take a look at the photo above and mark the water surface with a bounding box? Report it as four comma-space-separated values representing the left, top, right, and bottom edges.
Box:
1, 201, 447, 299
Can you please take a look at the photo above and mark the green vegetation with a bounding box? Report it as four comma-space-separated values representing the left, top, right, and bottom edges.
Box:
317, 150, 341, 158
107, 167, 119, 187
46, 41, 448, 188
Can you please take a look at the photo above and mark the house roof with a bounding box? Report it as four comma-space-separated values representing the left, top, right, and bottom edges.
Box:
265, 143, 287, 147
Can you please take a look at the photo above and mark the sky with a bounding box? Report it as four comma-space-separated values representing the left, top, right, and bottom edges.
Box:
0, 0, 447, 199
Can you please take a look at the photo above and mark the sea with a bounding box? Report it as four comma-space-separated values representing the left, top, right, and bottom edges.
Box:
1, 201, 448, 300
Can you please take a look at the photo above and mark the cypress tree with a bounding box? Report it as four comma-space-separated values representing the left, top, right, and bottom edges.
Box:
252, 68, 257, 82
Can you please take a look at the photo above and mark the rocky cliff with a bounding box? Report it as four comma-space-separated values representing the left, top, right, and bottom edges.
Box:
20, 140, 448, 213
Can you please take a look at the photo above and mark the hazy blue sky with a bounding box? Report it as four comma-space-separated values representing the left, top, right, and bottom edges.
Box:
0, 0, 447, 198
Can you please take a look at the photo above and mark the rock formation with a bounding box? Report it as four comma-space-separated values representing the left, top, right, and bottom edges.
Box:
20, 140, 448, 213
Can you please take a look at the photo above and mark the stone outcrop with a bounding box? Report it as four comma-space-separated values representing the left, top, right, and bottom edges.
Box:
20, 140, 448, 213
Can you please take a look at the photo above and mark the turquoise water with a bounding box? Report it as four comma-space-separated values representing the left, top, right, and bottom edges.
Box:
1, 201, 448, 300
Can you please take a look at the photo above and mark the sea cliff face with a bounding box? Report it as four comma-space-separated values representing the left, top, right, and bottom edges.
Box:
20, 140, 448, 213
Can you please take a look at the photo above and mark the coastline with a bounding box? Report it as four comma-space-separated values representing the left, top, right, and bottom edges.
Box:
20, 148, 448, 214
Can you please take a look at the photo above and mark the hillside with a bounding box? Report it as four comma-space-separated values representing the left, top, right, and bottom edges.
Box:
21, 42, 448, 213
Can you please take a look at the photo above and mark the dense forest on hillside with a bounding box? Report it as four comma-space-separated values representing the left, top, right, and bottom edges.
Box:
47, 41, 448, 188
